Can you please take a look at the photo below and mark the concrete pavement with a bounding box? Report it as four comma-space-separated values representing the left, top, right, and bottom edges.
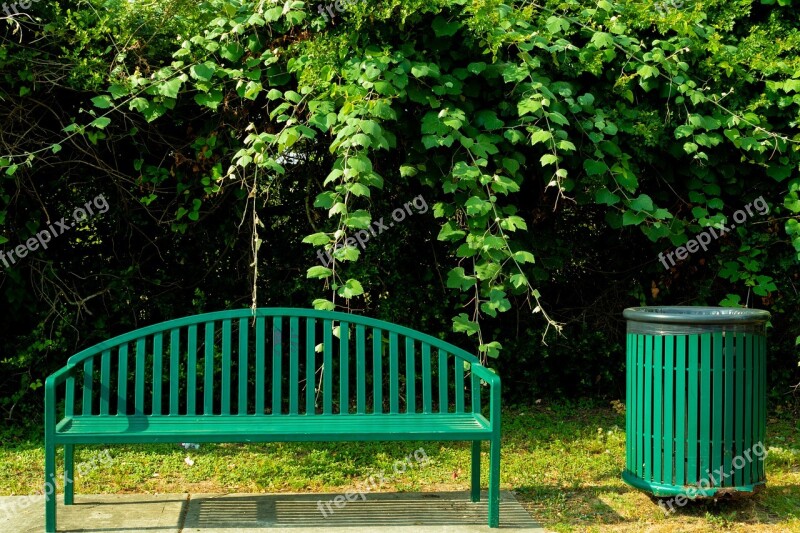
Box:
0, 490, 547, 532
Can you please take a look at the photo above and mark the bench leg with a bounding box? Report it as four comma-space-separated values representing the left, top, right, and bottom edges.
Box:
45, 440, 56, 533
488, 435, 500, 528
470, 441, 481, 502
64, 445, 74, 505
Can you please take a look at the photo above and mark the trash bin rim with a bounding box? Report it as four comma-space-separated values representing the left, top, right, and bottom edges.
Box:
623, 306, 770, 325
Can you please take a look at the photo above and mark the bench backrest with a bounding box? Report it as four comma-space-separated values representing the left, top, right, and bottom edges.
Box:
60, 308, 486, 417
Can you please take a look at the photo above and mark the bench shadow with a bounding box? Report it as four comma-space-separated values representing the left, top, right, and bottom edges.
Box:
183, 491, 541, 529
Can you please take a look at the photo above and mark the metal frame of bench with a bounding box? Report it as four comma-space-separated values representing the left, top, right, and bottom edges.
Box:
44, 308, 501, 531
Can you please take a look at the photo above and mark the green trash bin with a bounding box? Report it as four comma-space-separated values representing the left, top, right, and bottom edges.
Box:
622, 306, 770, 499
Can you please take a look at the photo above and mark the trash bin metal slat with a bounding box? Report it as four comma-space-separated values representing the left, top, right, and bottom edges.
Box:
675, 336, 686, 487
688, 333, 699, 483
644, 335, 653, 481
663, 335, 674, 484
712, 332, 724, 486
654, 336, 663, 482
700, 333, 712, 486
724, 333, 736, 484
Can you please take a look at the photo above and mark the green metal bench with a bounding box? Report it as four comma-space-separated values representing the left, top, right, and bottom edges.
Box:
44, 308, 501, 532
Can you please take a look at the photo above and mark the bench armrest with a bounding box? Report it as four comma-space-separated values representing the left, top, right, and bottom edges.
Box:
470, 362, 501, 431
45, 364, 79, 434
45, 364, 79, 390
470, 364, 500, 389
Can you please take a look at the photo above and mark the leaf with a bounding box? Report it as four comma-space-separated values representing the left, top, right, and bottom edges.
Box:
220, 43, 244, 62
312, 298, 335, 311
766, 165, 793, 182
190, 63, 214, 81
344, 210, 371, 229
158, 78, 183, 99
467, 62, 487, 74
194, 90, 223, 110
540, 154, 558, 166
339, 279, 364, 299
50, 144, 62, 154
630, 194, 654, 212
432, 16, 462, 37
307, 266, 333, 279
452, 313, 480, 336
510, 273, 528, 289
595, 188, 620, 205
446, 267, 477, 290
590, 32, 614, 48
91, 95, 113, 109
530, 130, 552, 145
302, 233, 330, 246
90, 117, 111, 129
584, 159, 608, 175
438, 221, 466, 241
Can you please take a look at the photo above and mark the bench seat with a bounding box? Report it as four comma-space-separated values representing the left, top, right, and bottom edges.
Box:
54, 413, 493, 443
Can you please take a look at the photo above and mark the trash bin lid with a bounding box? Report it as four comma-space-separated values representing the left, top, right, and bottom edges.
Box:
623, 306, 770, 334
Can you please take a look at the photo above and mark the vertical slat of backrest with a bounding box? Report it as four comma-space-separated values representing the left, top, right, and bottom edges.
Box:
323, 320, 333, 415
100, 351, 111, 415
470, 363, 481, 415
455, 357, 465, 413
405, 338, 416, 414
169, 329, 180, 415
305, 318, 316, 414
438, 350, 448, 413
289, 317, 299, 415
272, 317, 283, 415
255, 317, 266, 415
373, 328, 383, 414
204, 322, 215, 415
340, 322, 350, 414
82, 358, 93, 416
221, 320, 232, 415
238, 318, 249, 415
117, 344, 129, 415
356, 324, 366, 415
153, 333, 163, 415
135, 338, 146, 415
187, 325, 198, 415
65, 374, 75, 417
421, 344, 432, 414
389, 332, 399, 414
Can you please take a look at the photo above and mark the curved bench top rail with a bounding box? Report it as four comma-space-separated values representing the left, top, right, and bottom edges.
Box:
66, 308, 480, 367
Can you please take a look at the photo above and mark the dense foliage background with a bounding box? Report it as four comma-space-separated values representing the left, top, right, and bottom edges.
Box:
1, 0, 799, 427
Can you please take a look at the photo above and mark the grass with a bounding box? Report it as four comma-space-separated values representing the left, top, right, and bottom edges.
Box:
1, 400, 798, 532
